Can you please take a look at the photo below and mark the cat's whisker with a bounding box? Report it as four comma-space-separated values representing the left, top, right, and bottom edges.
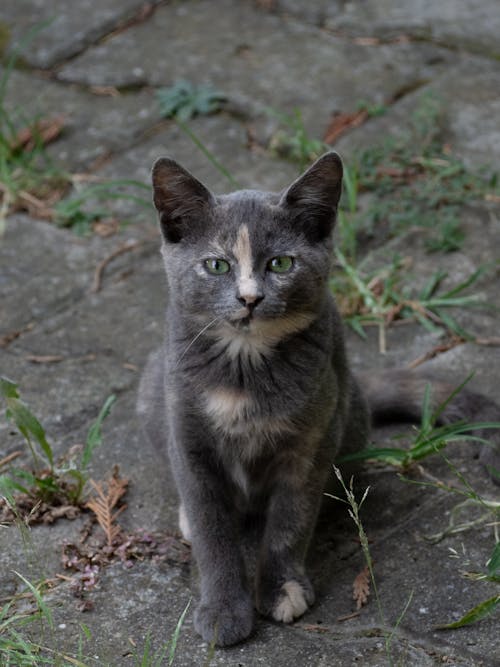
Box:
175, 315, 224, 369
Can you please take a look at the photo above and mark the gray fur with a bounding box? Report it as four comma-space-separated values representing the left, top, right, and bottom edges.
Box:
138, 153, 499, 646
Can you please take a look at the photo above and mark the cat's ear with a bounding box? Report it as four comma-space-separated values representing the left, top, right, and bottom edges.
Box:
152, 157, 214, 243
279, 152, 343, 241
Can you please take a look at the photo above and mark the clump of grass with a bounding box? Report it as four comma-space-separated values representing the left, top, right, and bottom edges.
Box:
0, 23, 153, 235
331, 251, 489, 352
338, 379, 500, 629
0, 375, 115, 509
156, 80, 238, 189
327, 467, 413, 666
53, 178, 152, 235
157, 80, 226, 122
345, 93, 498, 251
132, 599, 191, 667
338, 376, 500, 470
268, 108, 329, 172
0, 23, 71, 231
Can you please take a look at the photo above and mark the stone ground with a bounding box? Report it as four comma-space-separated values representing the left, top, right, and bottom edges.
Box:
0, 1, 499, 665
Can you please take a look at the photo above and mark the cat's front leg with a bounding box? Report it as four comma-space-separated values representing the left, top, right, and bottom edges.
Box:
175, 454, 254, 646
255, 470, 325, 624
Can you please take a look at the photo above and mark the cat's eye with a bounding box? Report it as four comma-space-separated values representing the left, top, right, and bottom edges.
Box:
267, 256, 293, 273
205, 258, 230, 275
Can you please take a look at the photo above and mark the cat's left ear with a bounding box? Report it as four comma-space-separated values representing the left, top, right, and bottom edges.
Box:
279, 152, 343, 241
152, 157, 215, 243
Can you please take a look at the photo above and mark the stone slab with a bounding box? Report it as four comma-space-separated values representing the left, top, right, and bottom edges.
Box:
0, 0, 164, 69
0, 68, 160, 170
262, 0, 500, 59
56, 0, 455, 140
328, 0, 500, 60
335, 57, 500, 170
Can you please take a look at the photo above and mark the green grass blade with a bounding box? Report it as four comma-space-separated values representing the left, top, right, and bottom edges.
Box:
337, 447, 409, 465
13, 572, 53, 631
175, 118, 240, 189
436, 595, 500, 629
487, 542, 500, 576
168, 598, 191, 666
81, 394, 116, 470
1, 378, 54, 468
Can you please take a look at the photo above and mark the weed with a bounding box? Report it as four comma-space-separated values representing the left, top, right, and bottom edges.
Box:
338, 376, 500, 470
356, 99, 387, 118
0, 376, 115, 509
156, 80, 238, 188
338, 380, 500, 630
156, 80, 226, 122
327, 467, 413, 666
268, 108, 329, 172
347, 93, 498, 249
131, 598, 191, 667
53, 178, 152, 235
0, 22, 71, 231
331, 250, 489, 352
0, 572, 94, 666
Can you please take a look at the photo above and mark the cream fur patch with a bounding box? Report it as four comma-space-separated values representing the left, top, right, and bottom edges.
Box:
213, 311, 315, 365
205, 387, 252, 428
272, 580, 309, 623
178, 503, 192, 542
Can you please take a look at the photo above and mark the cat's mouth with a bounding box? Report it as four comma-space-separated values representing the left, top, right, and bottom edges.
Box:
231, 307, 255, 331
234, 313, 252, 331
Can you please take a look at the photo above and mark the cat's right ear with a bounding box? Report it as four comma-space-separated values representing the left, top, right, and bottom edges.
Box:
152, 158, 214, 243
279, 152, 343, 241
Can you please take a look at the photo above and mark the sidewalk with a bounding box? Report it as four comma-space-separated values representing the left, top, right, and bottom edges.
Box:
0, 2, 499, 665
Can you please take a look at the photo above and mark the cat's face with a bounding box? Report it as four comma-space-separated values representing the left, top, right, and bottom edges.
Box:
152, 154, 343, 347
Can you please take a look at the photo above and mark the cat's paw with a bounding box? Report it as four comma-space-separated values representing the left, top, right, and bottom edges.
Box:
193, 595, 254, 646
257, 576, 315, 623
271, 579, 315, 623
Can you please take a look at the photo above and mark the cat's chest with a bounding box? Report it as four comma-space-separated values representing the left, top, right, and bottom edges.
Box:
203, 386, 294, 450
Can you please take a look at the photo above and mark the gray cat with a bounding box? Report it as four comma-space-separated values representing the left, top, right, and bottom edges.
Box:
138, 152, 499, 646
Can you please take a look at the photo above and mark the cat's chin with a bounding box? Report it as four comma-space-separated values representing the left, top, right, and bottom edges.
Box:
233, 315, 253, 333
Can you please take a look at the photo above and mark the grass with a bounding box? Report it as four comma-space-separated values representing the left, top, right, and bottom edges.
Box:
0, 23, 153, 235
327, 466, 413, 666
336, 93, 498, 254
156, 80, 239, 188
0, 23, 70, 233
337, 379, 500, 630
0, 375, 115, 507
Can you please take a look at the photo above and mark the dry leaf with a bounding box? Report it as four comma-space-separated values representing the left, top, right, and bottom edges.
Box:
85, 467, 129, 546
353, 565, 371, 609
323, 109, 368, 144
11, 115, 65, 152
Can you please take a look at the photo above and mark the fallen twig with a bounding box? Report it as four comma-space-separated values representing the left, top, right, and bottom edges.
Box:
91, 240, 142, 293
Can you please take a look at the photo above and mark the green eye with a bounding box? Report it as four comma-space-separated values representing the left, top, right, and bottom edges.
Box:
205, 258, 230, 275
267, 256, 293, 273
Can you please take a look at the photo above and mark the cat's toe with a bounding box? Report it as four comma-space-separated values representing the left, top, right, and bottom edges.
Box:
194, 596, 254, 646
271, 580, 315, 623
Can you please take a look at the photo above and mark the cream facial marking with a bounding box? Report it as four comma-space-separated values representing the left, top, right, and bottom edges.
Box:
232, 224, 259, 302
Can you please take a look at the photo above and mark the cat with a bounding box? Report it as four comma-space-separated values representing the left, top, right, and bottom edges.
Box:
137, 152, 499, 646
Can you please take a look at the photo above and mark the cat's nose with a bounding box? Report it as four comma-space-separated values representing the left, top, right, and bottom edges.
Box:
237, 293, 264, 309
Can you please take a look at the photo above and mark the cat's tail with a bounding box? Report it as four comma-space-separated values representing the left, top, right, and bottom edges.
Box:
357, 369, 500, 483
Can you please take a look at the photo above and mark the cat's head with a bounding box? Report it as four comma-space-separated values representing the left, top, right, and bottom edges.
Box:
151, 153, 342, 345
